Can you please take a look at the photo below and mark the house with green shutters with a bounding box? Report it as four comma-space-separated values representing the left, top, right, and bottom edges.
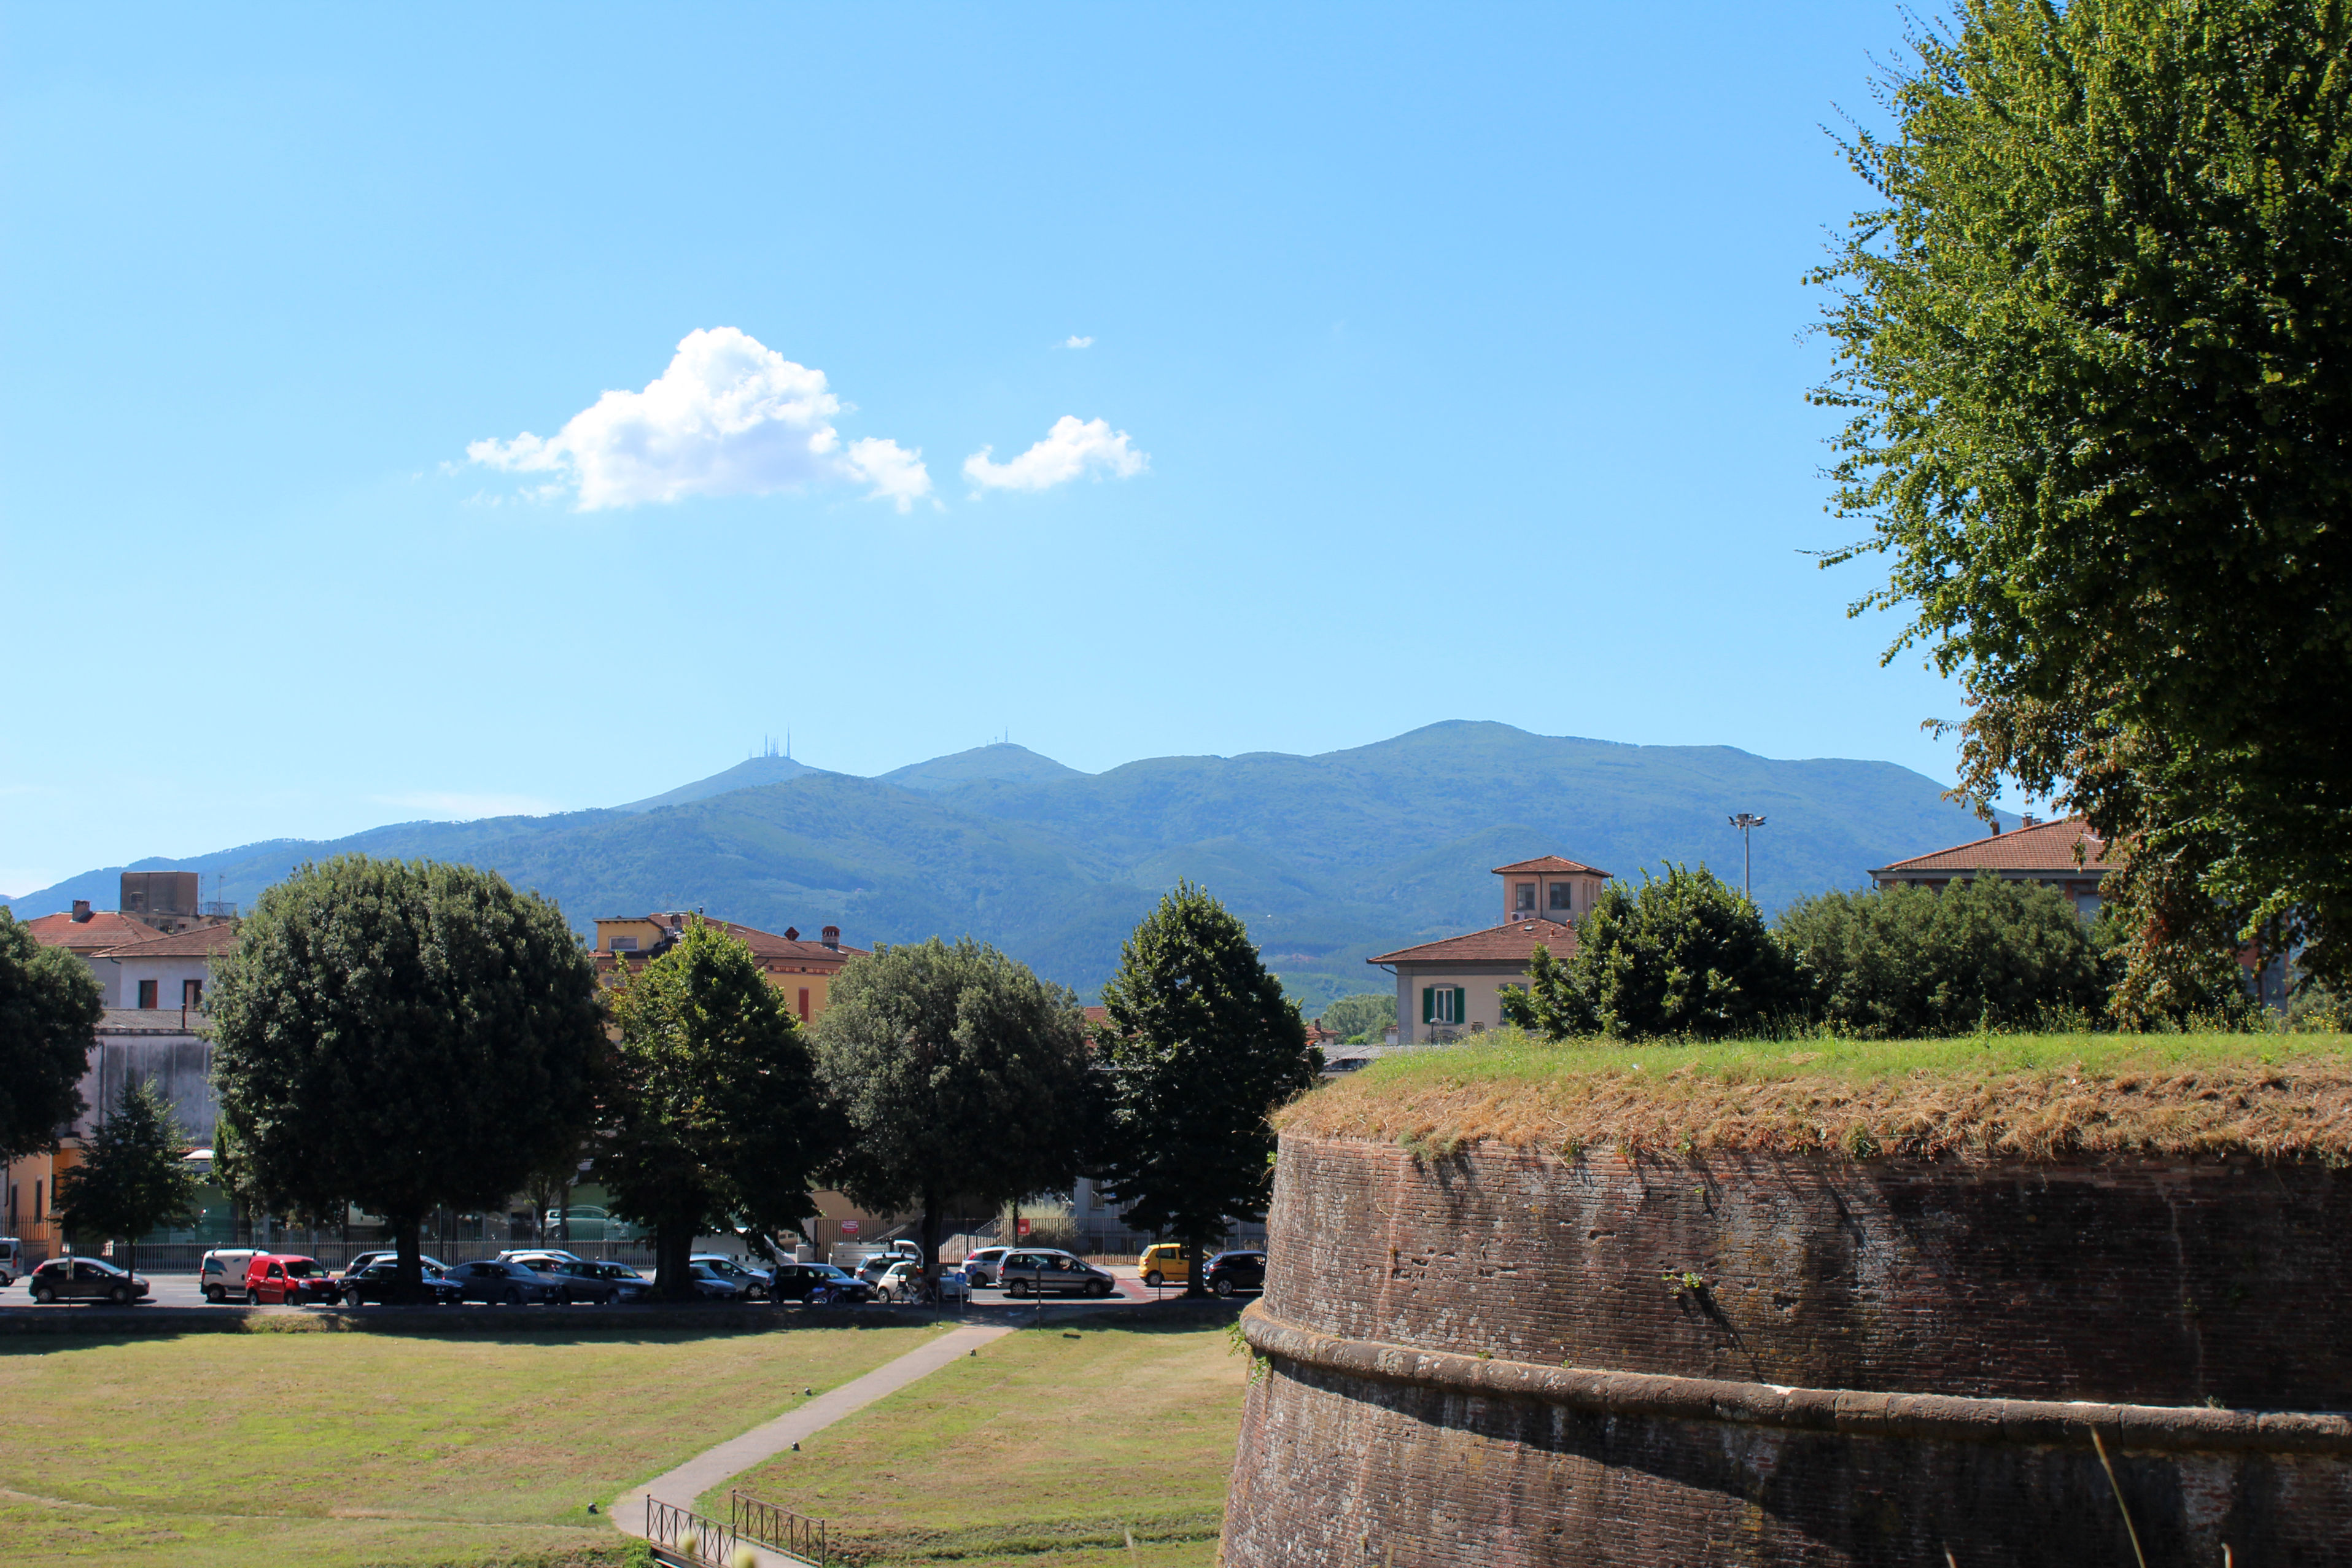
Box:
1368, 855, 1606, 1045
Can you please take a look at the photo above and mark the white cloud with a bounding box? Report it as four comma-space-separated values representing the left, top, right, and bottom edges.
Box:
963, 416, 1149, 492
1063, 335, 1094, 349
373, 791, 561, 821
467, 327, 931, 511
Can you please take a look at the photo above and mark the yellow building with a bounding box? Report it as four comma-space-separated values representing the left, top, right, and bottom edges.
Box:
591, 912, 866, 1025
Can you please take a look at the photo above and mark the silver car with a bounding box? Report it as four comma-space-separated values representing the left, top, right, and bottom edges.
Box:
999, 1249, 1116, 1298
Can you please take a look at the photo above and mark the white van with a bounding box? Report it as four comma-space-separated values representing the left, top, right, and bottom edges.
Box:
199, 1249, 265, 1303
0, 1237, 23, 1287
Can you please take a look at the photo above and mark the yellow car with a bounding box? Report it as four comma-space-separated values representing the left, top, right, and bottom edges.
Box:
1138, 1243, 1190, 1287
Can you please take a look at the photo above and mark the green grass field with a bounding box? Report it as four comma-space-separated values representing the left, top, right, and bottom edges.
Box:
0, 1322, 939, 1567
717, 1317, 1248, 1566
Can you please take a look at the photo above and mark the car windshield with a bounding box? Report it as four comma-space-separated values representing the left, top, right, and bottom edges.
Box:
283, 1260, 320, 1276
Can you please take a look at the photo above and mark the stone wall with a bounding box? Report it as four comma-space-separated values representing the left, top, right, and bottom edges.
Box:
1222, 1134, 2352, 1566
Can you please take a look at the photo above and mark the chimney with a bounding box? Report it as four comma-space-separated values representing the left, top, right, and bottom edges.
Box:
784, 927, 800, 941
71, 900, 91, 922
2022, 813, 2040, 828
821, 925, 840, 949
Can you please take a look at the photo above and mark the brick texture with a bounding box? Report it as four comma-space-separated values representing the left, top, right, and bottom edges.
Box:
1221, 1135, 2352, 1566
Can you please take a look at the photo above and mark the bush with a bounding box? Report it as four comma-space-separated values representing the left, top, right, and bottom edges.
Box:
1318, 992, 1395, 1043
1777, 877, 2105, 1038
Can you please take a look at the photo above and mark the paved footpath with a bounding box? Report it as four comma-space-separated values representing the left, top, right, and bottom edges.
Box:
615, 1321, 1013, 1564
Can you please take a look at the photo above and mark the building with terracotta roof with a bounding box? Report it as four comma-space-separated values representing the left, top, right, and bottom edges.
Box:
592, 912, 869, 1025
1869, 816, 2116, 918
19, 901, 164, 960
1370, 856, 1610, 1044
88, 920, 243, 1012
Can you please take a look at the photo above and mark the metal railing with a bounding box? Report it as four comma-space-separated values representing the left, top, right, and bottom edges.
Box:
645, 1497, 748, 1566
731, 1488, 826, 1563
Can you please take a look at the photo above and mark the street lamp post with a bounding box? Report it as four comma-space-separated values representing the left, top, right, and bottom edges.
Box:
1728, 813, 1767, 902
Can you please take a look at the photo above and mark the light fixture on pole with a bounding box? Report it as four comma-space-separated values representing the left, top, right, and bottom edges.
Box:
1727, 813, 1767, 902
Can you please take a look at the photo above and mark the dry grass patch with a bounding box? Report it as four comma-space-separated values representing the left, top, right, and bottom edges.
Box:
1284, 1030, 2352, 1163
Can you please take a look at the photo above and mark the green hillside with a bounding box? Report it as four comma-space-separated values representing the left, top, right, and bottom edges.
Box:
4, 721, 2003, 1007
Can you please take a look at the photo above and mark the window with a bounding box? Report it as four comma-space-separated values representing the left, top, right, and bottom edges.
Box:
798, 987, 811, 1021
1421, 986, 1465, 1025
138, 979, 158, 1009
609, 936, 638, 952
183, 978, 203, 1007
1515, 882, 1536, 912
1548, 882, 1572, 911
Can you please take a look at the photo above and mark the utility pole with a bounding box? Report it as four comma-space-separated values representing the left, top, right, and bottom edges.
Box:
1727, 813, 1767, 902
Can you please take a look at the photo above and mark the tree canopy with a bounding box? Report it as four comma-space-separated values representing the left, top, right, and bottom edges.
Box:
813, 937, 1095, 1285
1776, 876, 2107, 1038
1812, 0, 2352, 999
0, 910, 100, 1162
53, 1079, 201, 1272
599, 918, 834, 1297
1318, 992, 1396, 1043
208, 856, 604, 1297
1501, 864, 1798, 1041
1096, 883, 1319, 1292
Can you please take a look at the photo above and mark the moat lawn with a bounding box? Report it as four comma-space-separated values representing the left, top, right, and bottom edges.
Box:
0, 1321, 941, 1567
718, 1316, 1248, 1567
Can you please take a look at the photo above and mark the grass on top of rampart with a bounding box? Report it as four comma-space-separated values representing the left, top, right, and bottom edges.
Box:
1280, 1029, 2352, 1164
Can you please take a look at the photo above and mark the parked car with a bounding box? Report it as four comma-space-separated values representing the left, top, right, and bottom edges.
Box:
200, 1248, 265, 1303
339, 1260, 463, 1306
26, 1256, 151, 1305
500, 1247, 584, 1267
0, 1236, 25, 1287
960, 1246, 1009, 1287
855, 1255, 899, 1289
506, 1254, 622, 1304
772, 1262, 872, 1305
572, 1260, 653, 1303
689, 1254, 772, 1300
333, 1251, 449, 1298
1000, 1250, 1116, 1298
1138, 1243, 1190, 1287
688, 1260, 753, 1301
1205, 1250, 1267, 1297
444, 1258, 561, 1305
243, 1254, 340, 1306
540, 1205, 642, 1241
872, 1260, 969, 1303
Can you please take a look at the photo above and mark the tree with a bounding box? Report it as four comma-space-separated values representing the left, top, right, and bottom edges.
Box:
1505, 864, 1798, 1041
1812, 1, 2352, 1001
0, 910, 101, 1163
1097, 883, 1321, 1296
208, 856, 604, 1301
813, 937, 1095, 1293
53, 1079, 201, 1273
1776, 877, 2106, 1038
599, 918, 834, 1298
1318, 992, 1396, 1044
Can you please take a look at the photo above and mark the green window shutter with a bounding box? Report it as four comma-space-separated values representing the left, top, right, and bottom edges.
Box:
1451, 986, 1466, 1023
1421, 987, 1435, 1024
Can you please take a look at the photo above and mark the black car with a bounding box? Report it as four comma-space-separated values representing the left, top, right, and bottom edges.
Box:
444, 1258, 559, 1305
25, 1256, 151, 1305
770, 1262, 875, 1304
1205, 1250, 1267, 1297
339, 1261, 463, 1306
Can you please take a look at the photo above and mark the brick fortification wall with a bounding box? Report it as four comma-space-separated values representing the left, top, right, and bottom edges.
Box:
1223, 1135, 2352, 1566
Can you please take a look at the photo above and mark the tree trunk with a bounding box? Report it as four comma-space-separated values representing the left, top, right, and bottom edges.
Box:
656, 1222, 696, 1300
394, 1216, 424, 1305
921, 1189, 944, 1306
1182, 1236, 1207, 1297
557, 1178, 572, 1244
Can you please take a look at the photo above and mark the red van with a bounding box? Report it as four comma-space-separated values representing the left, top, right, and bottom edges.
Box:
242, 1254, 338, 1306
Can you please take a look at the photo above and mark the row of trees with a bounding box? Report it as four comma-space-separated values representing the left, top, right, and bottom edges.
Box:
188, 858, 1316, 1300
1500, 863, 2161, 1042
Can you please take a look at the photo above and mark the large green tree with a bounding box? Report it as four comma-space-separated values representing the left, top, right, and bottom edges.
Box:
1097, 883, 1320, 1295
208, 856, 604, 1300
1812, 0, 2352, 1003
53, 1079, 201, 1274
600, 918, 834, 1298
1318, 992, 1396, 1044
1502, 865, 1799, 1041
813, 937, 1095, 1290
1776, 877, 2107, 1038
0, 910, 101, 1163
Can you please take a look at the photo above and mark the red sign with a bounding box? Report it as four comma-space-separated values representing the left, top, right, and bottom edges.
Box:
839, 1220, 860, 1235
1015, 1218, 1031, 1235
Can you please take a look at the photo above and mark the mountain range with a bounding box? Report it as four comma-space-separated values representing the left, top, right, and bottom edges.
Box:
2, 721, 2004, 1008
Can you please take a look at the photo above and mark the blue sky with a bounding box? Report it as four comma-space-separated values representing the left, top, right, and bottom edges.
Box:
0, 2, 1981, 896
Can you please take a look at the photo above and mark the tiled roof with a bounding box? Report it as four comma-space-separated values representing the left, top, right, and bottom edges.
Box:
20, 910, 163, 952
1871, 817, 2117, 877
1370, 919, 1580, 966
1491, 855, 1609, 876
596, 914, 868, 970
95, 922, 241, 960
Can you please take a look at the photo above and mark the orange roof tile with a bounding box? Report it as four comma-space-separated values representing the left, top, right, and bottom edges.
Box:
1370, 919, 1580, 966
95, 922, 241, 960
21, 909, 163, 953
1491, 855, 1610, 876
1871, 817, 2117, 877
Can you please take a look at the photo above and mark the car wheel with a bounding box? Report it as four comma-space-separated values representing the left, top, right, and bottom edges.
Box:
110, 1284, 133, 1305
1143, 1270, 1162, 1287
203, 1284, 223, 1303
244, 1288, 260, 1306
30, 1284, 54, 1304
502, 1286, 524, 1306
1214, 1277, 1235, 1298
1089, 1280, 1112, 1298
1007, 1279, 1028, 1297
